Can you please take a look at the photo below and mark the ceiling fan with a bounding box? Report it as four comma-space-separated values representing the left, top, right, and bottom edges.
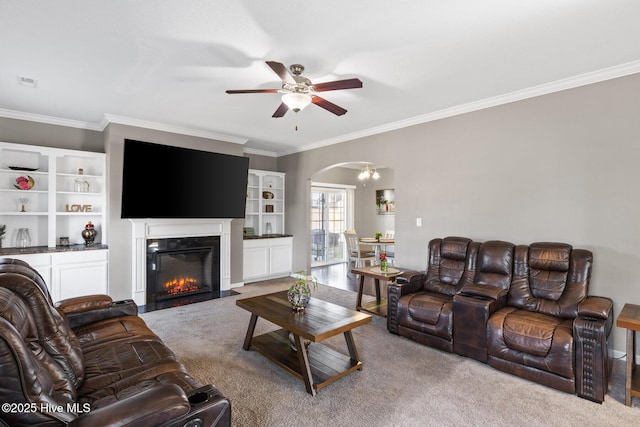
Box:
225, 61, 363, 118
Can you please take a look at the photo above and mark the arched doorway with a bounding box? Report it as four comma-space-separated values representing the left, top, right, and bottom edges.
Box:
309, 162, 395, 269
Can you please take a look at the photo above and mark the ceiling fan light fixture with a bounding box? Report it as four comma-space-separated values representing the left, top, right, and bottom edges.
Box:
282, 92, 312, 112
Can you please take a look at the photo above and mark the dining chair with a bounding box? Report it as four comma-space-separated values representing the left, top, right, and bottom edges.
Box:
344, 230, 376, 269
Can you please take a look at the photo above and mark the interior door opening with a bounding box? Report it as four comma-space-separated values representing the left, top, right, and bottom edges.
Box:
310, 184, 353, 267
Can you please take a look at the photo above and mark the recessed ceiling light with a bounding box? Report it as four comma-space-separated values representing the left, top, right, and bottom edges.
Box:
17, 76, 38, 88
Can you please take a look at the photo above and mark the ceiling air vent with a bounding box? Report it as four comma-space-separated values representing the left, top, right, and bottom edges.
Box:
17, 76, 38, 88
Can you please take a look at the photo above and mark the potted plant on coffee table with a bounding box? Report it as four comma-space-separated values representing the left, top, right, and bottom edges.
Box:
287, 271, 319, 312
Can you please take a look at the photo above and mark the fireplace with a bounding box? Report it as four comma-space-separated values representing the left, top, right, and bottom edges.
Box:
146, 235, 221, 311
128, 218, 233, 310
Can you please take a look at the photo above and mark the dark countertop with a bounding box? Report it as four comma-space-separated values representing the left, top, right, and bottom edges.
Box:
0, 243, 108, 256
243, 234, 293, 240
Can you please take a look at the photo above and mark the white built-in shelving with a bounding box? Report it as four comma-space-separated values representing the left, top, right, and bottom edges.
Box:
245, 169, 285, 236
0, 141, 106, 248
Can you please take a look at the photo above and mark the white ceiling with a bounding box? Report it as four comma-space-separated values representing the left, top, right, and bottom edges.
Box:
2, 1, 640, 156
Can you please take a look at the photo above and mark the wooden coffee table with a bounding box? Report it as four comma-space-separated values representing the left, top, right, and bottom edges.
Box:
236, 290, 371, 396
351, 265, 403, 317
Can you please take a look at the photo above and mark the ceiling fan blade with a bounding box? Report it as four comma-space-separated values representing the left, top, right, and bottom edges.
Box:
272, 103, 289, 118
312, 96, 347, 116
266, 61, 296, 85
225, 89, 279, 94
313, 78, 363, 92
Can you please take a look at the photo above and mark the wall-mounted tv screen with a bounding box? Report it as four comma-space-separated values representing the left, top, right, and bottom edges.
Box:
121, 139, 249, 219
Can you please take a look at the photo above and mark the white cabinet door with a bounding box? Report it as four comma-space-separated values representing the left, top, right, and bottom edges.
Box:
54, 262, 107, 301
243, 244, 270, 281
243, 237, 292, 282
51, 250, 108, 302
269, 239, 293, 276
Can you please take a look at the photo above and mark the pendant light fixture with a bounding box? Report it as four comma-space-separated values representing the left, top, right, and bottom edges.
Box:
358, 164, 380, 181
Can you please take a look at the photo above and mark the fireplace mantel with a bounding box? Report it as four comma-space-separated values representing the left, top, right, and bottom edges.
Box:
129, 218, 232, 307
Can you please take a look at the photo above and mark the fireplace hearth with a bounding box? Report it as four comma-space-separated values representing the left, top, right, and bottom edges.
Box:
146, 235, 221, 312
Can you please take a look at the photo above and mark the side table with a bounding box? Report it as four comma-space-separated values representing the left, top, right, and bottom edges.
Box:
350, 265, 402, 317
616, 303, 640, 406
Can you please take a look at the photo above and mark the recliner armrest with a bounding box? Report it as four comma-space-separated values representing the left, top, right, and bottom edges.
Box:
459, 284, 507, 301
574, 296, 613, 403
69, 384, 190, 427
393, 270, 424, 295
55, 295, 138, 329
55, 294, 114, 313
578, 296, 613, 321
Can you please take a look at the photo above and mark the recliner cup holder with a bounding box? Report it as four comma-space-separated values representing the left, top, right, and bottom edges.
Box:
188, 391, 210, 405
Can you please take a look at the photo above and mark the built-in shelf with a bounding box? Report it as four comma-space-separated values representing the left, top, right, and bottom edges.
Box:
245, 169, 285, 237
0, 141, 107, 249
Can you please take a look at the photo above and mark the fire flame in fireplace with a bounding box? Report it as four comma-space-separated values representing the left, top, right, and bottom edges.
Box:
163, 276, 201, 295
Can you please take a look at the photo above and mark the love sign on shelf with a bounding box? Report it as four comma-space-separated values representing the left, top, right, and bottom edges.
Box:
65, 204, 93, 212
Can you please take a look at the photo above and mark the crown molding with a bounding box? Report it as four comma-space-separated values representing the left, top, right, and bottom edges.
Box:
242, 146, 278, 157
0, 108, 103, 131
3, 60, 639, 156
277, 60, 640, 157
102, 114, 248, 145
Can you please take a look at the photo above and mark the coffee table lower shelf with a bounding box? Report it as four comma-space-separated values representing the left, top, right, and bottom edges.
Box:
250, 329, 362, 392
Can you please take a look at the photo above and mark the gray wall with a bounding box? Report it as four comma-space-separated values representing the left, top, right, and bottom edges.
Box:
246, 152, 278, 170
0, 117, 103, 151
279, 72, 640, 354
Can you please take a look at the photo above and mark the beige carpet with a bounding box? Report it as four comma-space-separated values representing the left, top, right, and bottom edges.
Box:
141, 278, 638, 427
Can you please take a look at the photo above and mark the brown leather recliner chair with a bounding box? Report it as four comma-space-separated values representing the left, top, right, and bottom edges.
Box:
487, 243, 613, 403
387, 236, 476, 351
0, 258, 231, 426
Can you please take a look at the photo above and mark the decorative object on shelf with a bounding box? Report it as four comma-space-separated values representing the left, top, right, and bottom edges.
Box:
14, 175, 35, 190
18, 197, 28, 212
374, 232, 382, 242
8, 166, 38, 171
81, 221, 97, 245
265, 204, 274, 213
74, 168, 90, 192
288, 331, 311, 353
262, 191, 274, 199
287, 271, 319, 312
59, 236, 70, 246
358, 164, 380, 181
16, 228, 31, 248
0, 224, 5, 248
265, 222, 273, 235
379, 252, 388, 272
65, 204, 93, 212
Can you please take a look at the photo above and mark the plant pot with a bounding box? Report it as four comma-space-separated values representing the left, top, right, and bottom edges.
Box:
287, 289, 310, 312
288, 332, 311, 352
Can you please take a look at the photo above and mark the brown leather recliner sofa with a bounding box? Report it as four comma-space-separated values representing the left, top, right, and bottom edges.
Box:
387, 237, 613, 403
0, 258, 231, 426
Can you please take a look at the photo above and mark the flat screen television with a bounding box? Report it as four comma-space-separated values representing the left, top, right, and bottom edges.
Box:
121, 139, 249, 219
